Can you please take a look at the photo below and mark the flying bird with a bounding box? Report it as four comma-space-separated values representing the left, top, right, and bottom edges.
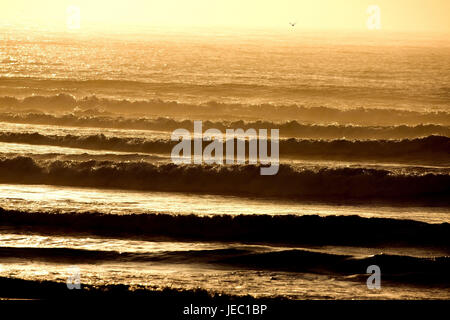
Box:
289, 22, 296, 27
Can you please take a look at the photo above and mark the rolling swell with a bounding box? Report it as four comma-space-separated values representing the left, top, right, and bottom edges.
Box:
1, 113, 450, 139
0, 246, 252, 264
0, 246, 447, 285
0, 152, 167, 163
218, 250, 450, 285
1, 93, 449, 125
1, 209, 449, 248
0, 157, 448, 201
0, 132, 448, 164
0, 132, 173, 155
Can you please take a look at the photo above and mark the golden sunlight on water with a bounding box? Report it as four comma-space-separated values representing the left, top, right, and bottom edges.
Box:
2, 261, 447, 300
0, 232, 449, 300
0, 1, 449, 304
0, 184, 448, 223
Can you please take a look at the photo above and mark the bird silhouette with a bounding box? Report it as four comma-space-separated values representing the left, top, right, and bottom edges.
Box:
289, 22, 296, 27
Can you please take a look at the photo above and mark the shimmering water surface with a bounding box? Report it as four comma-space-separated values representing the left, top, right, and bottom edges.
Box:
0, 29, 449, 299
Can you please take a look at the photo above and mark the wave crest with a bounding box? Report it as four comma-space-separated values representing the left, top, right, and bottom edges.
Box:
1, 94, 449, 125
0, 157, 448, 202
1, 112, 449, 139
0, 132, 448, 164
1, 209, 449, 248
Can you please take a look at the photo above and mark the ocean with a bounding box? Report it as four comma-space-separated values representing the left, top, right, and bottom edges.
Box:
0, 27, 449, 300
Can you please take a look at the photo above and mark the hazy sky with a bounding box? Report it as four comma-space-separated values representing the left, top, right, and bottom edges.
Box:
1, 0, 449, 33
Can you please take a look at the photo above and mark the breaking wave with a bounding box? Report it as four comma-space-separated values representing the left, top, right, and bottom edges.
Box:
1, 93, 449, 125
1, 112, 449, 139
0, 157, 448, 202
1, 209, 449, 248
0, 246, 448, 285
0, 132, 448, 164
